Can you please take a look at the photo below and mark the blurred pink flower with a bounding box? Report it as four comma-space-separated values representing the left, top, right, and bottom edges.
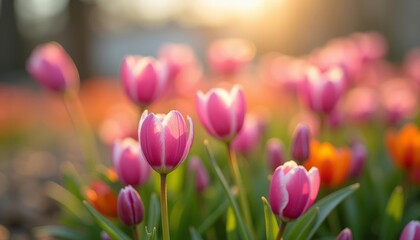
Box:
291, 123, 310, 164
266, 138, 286, 172
349, 142, 367, 178
159, 43, 197, 81
188, 156, 210, 193
404, 48, 420, 85
351, 32, 387, 63
400, 221, 420, 240
344, 87, 378, 124
336, 227, 352, 240
231, 114, 266, 154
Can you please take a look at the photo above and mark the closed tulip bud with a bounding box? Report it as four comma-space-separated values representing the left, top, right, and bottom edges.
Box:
117, 186, 144, 226
291, 123, 310, 164
138, 110, 194, 174
101, 231, 111, 240
300, 66, 345, 114
113, 138, 151, 186
188, 156, 209, 192
120, 56, 168, 106
400, 221, 420, 240
349, 143, 367, 178
337, 228, 352, 240
27, 42, 79, 92
196, 85, 246, 142
231, 115, 265, 154
266, 138, 286, 172
269, 161, 320, 221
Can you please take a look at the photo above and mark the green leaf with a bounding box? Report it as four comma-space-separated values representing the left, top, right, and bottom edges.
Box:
83, 201, 131, 240
261, 196, 279, 240
285, 183, 359, 240
226, 206, 238, 240
144, 193, 160, 240
33, 226, 85, 240
189, 227, 204, 240
61, 162, 84, 200
145, 227, 157, 240
205, 140, 251, 240
380, 186, 404, 240
285, 206, 318, 240
197, 199, 229, 234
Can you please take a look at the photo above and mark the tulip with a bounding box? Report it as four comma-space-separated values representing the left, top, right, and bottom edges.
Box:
386, 124, 420, 172
158, 43, 197, 81
120, 56, 168, 106
349, 142, 367, 178
207, 38, 255, 75
231, 115, 265, 154
196, 85, 246, 142
304, 140, 351, 188
344, 87, 377, 124
117, 186, 144, 226
266, 138, 286, 172
300, 66, 346, 114
400, 221, 420, 240
188, 156, 210, 193
291, 123, 310, 164
101, 231, 111, 240
85, 181, 118, 218
337, 228, 352, 240
113, 138, 151, 186
27, 42, 79, 92
138, 110, 194, 174
269, 161, 320, 221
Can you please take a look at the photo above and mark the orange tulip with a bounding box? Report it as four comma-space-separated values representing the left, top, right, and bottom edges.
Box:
85, 181, 118, 218
386, 124, 420, 171
304, 140, 351, 188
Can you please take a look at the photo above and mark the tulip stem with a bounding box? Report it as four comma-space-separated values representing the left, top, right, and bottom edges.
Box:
276, 221, 287, 240
227, 144, 254, 237
160, 173, 170, 240
132, 225, 140, 240
62, 90, 99, 175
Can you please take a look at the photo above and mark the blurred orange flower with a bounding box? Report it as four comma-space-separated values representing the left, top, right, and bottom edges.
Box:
304, 140, 351, 188
85, 181, 118, 218
386, 124, 420, 171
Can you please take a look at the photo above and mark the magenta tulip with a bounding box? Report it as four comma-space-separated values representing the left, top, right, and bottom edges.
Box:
120, 56, 168, 106
117, 186, 144, 226
231, 115, 265, 154
188, 156, 210, 193
349, 142, 367, 178
337, 228, 352, 240
266, 138, 286, 172
196, 85, 246, 142
138, 110, 193, 174
269, 161, 320, 221
113, 138, 151, 186
291, 123, 310, 164
158, 44, 197, 81
27, 42, 79, 92
400, 221, 420, 240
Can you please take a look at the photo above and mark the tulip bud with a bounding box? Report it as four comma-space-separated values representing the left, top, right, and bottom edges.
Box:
27, 42, 79, 92
291, 123, 310, 164
231, 115, 265, 154
336, 228, 352, 240
113, 138, 151, 186
117, 186, 144, 226
269, 161, 320, 221
266, 138, 286, 172
400, 221, 420, 240
196, 85, 246, 142
120, 56, 168, 106
188, 156, 209, 192
138, 110, 194, 174
349, 142, 366, 178
101, 231, 111, 240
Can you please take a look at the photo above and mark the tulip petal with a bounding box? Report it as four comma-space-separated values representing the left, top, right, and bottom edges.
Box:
162, 111, 187, 168
139, 114, 165, 170
180, 116, 194, 162
303, 167, 320, 212
230, 85, 246, 136
269, 167, 289, 216
207, 90, 234, 138
196, 91, 217, 137
282, 167, 311, 219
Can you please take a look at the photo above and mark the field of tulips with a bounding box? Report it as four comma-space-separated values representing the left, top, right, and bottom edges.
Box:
2, 31, 420, 240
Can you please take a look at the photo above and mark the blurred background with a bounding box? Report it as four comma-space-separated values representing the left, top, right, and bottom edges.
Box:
1, 0, 420, 239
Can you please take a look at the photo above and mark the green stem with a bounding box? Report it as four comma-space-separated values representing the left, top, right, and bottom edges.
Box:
227, 144, 254, 237
132, 225, 140, 240
62, 90, 99, 175
160, 174, 170, 240
276, 221, 287, 240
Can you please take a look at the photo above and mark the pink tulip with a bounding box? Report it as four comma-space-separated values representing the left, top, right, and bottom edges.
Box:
266, 138, 286, 172
344, 87, 378, 124
300, 66, 346, 114
231, 115, 265, 154
404, 48, 420, 85
349, 142, 367, 178
196, 85, 246, 142
158, 44, 197, 81
117, 186, 144, 226
400, 221, 420, 240
27, 42, 79, 92
291, 123, 310, 164
269, 161, 320, 221
188, 156, 210, 193
336, 228, 352, 240
138, 110, 193, 174
113, 138, 151, 186
120, 56, 167, 106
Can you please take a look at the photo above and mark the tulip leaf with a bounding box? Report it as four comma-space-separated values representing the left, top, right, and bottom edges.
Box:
83, 201, 131, 240
197, 199, 229, 234
226, 206, 238, 240
380, 186, 404, 240
205, 140, 251, 240
285, 206, 318, 240
189, 227, 204, 240
285, 183, 359, 240
143, 193, 160, 240
61, 162, 84, 200
261, 196, 279, 240
34, 226, 86, 240
145, 227, 157, 240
